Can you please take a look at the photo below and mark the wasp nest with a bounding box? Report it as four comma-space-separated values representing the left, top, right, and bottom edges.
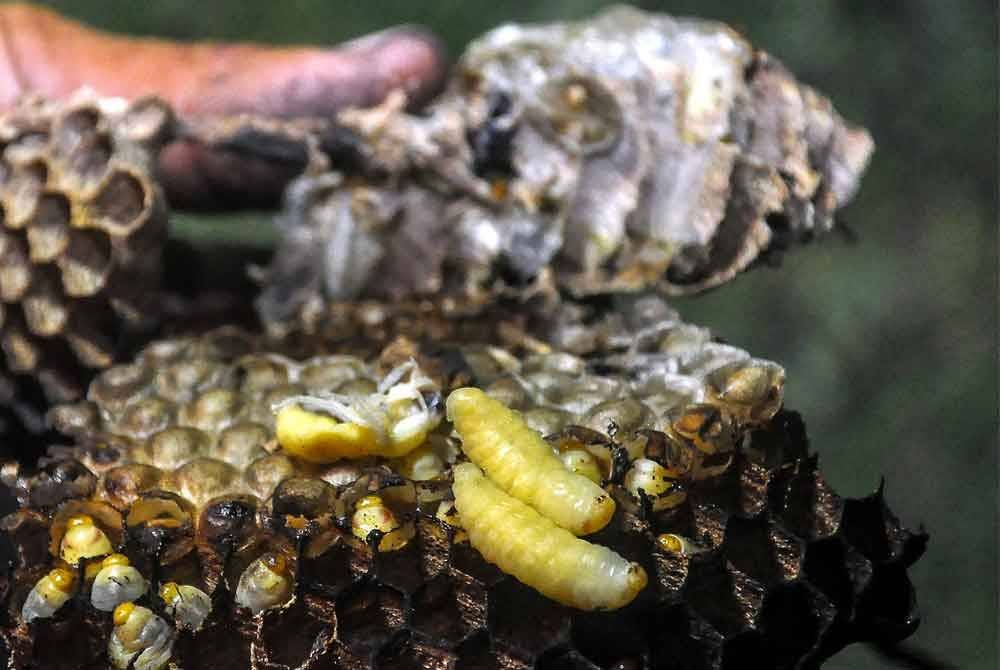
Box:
256, 6, 873, 324
0, 297, 923, 669
0, 93, 171, 403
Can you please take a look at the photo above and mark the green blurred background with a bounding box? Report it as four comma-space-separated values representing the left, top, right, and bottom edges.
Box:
23, 1, 999, 667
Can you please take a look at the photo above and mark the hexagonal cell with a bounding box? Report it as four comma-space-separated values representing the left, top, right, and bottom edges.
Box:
179, 388, 244, 433
410, 573, 487, 648
257, 594, 336, 669
168, 457, 242, 509
3, 160, 48, 229
52, 106, 102, 157
234, 353, 291, 393
124, 491, 195, 563
375, 634, 457, 670
26, 192, 71, 262
1, 310, 40, 373
87, 361, 153, 414
154, 356, 228, 404
299, 355, 368, 393
570, 606, 651, 668
244, 454, 298, 500
175, 609, 255, 670
188, 326, 256, 361
64, 309, 117, 369
140, 335, 190, 367
721, 514, 804, 586
196, 495, 260, 553
768, 455, 843, 541
683, 555, 760, 638
647, 605, 723, 670
87, 168, 149, 235
488, 577, 572, 660
22, 267, 69, 337
64, 132, 113, 188
57, 227, 111, 297
373, 539, 429, 595
454, 632, 532, 670
145, 426, 211, 470
301, 536, 367, 598
114, 395, 176, 438
273, 477, 338, 521
0, 231, 32, 301
757, 582, 834, 667
118, 96, 175, 146
802, 537, 870, 614
247, 382, 308, 426
19, 457, 97, 510
99, 463, 164, 510
337, 582, 408, 654
212, 422, 270, 469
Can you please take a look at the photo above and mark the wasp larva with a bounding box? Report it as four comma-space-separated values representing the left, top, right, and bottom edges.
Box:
274, 360, 442, 463
656, 533, 706, 557
351, 494, 412, 552
623, 458, 687, 512
91, 553, 149, 611
60, 514, 113, 565
453, 463, 646, 611
446, 387, 615, 535
234, 553, 294, 615
21, 568, 75, 623
160, 582, 212, 631
108, 603, 176, 670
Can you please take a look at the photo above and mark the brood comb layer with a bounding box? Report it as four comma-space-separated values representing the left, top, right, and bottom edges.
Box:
0, 94, 171, 403
0, 305, 923, 669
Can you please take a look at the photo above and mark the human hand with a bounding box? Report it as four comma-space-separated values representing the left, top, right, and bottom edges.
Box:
0, 3, 446, 209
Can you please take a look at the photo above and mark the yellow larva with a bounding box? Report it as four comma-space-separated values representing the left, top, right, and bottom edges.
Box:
274, 360, 442, 463
453, 463, 646, 611
446, 387, 614, 535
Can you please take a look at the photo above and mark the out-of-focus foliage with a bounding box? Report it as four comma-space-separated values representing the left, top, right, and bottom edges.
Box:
25, 1, 1000, 667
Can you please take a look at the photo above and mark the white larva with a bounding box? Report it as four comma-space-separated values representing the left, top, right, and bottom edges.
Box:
59, 514, 113, 565
446, 387, 615, 535
91, 554, 149, 612
21, 568, 75, 623
452, 463, 646, 611
160, 582, 212, 631
656, 533, 706, 557
108, 603, 176, 670
234, 553, 293, 615
623, 458, 687, 512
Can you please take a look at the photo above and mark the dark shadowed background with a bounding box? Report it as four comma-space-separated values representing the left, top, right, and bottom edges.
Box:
23, 1, 1000, 667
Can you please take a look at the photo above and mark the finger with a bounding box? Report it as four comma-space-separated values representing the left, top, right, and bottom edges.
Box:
0, 4, 448, 209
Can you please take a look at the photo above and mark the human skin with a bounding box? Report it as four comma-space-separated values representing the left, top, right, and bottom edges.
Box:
0, 3, 447, 209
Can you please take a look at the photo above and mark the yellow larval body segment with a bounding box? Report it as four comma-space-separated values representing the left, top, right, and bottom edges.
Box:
452, 463, 646, 611
447, 387, 615, 535
275, 404, 381, 462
